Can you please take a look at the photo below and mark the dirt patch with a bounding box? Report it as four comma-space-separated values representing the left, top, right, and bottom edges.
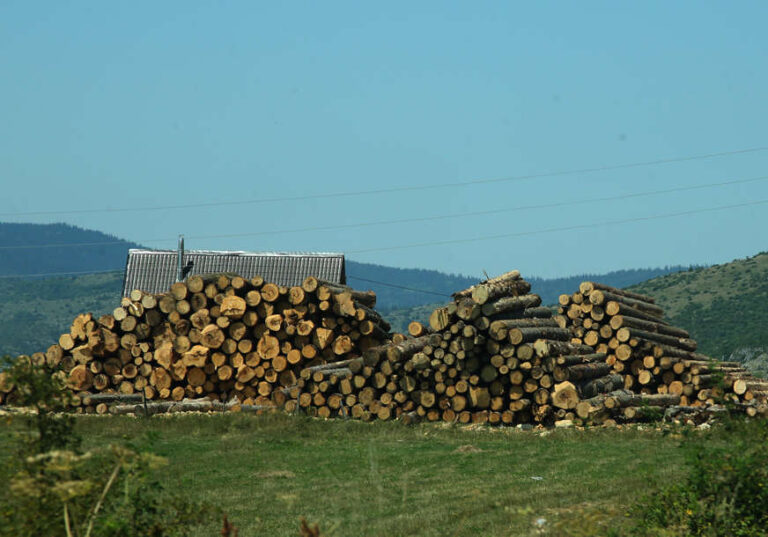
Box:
256, 470, 296, 479
454, 444, 483, 454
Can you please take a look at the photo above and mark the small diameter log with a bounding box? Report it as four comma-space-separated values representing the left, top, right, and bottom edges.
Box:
615, 328, 697, 352
556, 353, 607, 366
110, 398, 251, 416
81, 393, 144, 405
608, 315, 689, 339
598, 390, 681, 409
488, 318, 557, 340
578, 282, 656, 304
604, 301, 667, 324
589, 290, 664, 318
508, 327, 570, 345
408, 322, 429, 337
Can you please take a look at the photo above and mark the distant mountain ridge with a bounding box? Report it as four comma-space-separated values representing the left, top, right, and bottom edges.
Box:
1, 222, 762, 376
0, 222, 141, 276
0, 222, 696, 356
0, 222, 692, 310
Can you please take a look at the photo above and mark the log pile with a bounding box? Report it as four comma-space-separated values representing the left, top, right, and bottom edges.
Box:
278, 271, 623, 425
556, 281, 768, 414
1, 274, 391, 413
4, 270, 766, 426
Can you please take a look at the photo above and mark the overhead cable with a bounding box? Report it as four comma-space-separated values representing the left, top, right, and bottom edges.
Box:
2, 173, 766, 250
1, 145, 766, 217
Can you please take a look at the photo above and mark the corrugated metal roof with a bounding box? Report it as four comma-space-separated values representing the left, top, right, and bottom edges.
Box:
123, 249, 345, 296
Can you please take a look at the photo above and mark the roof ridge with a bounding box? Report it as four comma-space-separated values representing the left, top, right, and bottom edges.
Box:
128, 248, 344, 257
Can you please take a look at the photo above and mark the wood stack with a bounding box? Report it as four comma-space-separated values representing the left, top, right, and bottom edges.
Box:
556, 281, 768, 410
6, 270, 765, 425
5, 274, 391, 413
279, 271, 621, 425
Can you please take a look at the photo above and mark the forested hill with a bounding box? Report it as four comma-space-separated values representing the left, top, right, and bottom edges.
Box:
629, 251, 768, 364
0, 222, 690, 311
0, 222, 141, 276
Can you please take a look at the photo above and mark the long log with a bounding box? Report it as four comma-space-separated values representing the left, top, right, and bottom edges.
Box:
480, 294, 541, 317
519, 306, 553, 319
648, 343, 709, 361
452, 270, 521, 300
556, 353, 607, 366
609, 315, 690, 338
470, 280, 532, 305
578, 374, 624, 399
563, 362, 613, 381
81, 393, 144, 405
592, 390, 681, 409
604, 301, 669, 324
488, 318, 558, 340
508, 327, 570, 345
589, 290, 664, 318
615, 328, 697, 352
533, 340, 594, 358
578, 282, 656, 304
315, 280, 376, 308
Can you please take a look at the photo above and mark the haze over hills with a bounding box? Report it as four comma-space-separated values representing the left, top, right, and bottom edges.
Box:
0, 222, 694, 356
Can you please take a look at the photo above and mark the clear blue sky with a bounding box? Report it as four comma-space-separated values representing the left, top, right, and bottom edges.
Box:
1, 1, 767, 279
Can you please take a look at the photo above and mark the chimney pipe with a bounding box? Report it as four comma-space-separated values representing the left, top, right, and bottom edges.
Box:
177, 235, 184, 282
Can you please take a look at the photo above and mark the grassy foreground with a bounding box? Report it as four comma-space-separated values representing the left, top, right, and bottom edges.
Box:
0, 413, 694, 537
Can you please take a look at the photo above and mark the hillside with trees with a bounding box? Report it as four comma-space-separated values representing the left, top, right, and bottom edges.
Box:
0, 222, 693, 355
0, 222, 141, 276
629, 251, 768, 369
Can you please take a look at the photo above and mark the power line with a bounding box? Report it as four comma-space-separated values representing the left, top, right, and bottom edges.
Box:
2, 145, 767, 217
0, 269, 123, 279
0, 267, 450, 297
2, 197, 765, 279
345, 276, 450, 297
346, 198, 768, 254
3, 173, 767, 251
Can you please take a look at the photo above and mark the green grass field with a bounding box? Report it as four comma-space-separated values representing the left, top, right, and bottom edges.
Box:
1, 412, 700, 536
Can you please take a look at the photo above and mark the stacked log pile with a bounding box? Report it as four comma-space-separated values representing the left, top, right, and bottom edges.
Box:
279, 271, 624, 425
556, 281, 768, 415
1, 274, 391, 413
4, 270, 766, 425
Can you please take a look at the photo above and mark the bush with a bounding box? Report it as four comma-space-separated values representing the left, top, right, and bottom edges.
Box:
0, 355, 218, 537
632, 418, 768, 536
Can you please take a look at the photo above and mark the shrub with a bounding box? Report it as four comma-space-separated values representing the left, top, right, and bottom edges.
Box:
0, 355, 217, 537
631, 418, 768, 536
